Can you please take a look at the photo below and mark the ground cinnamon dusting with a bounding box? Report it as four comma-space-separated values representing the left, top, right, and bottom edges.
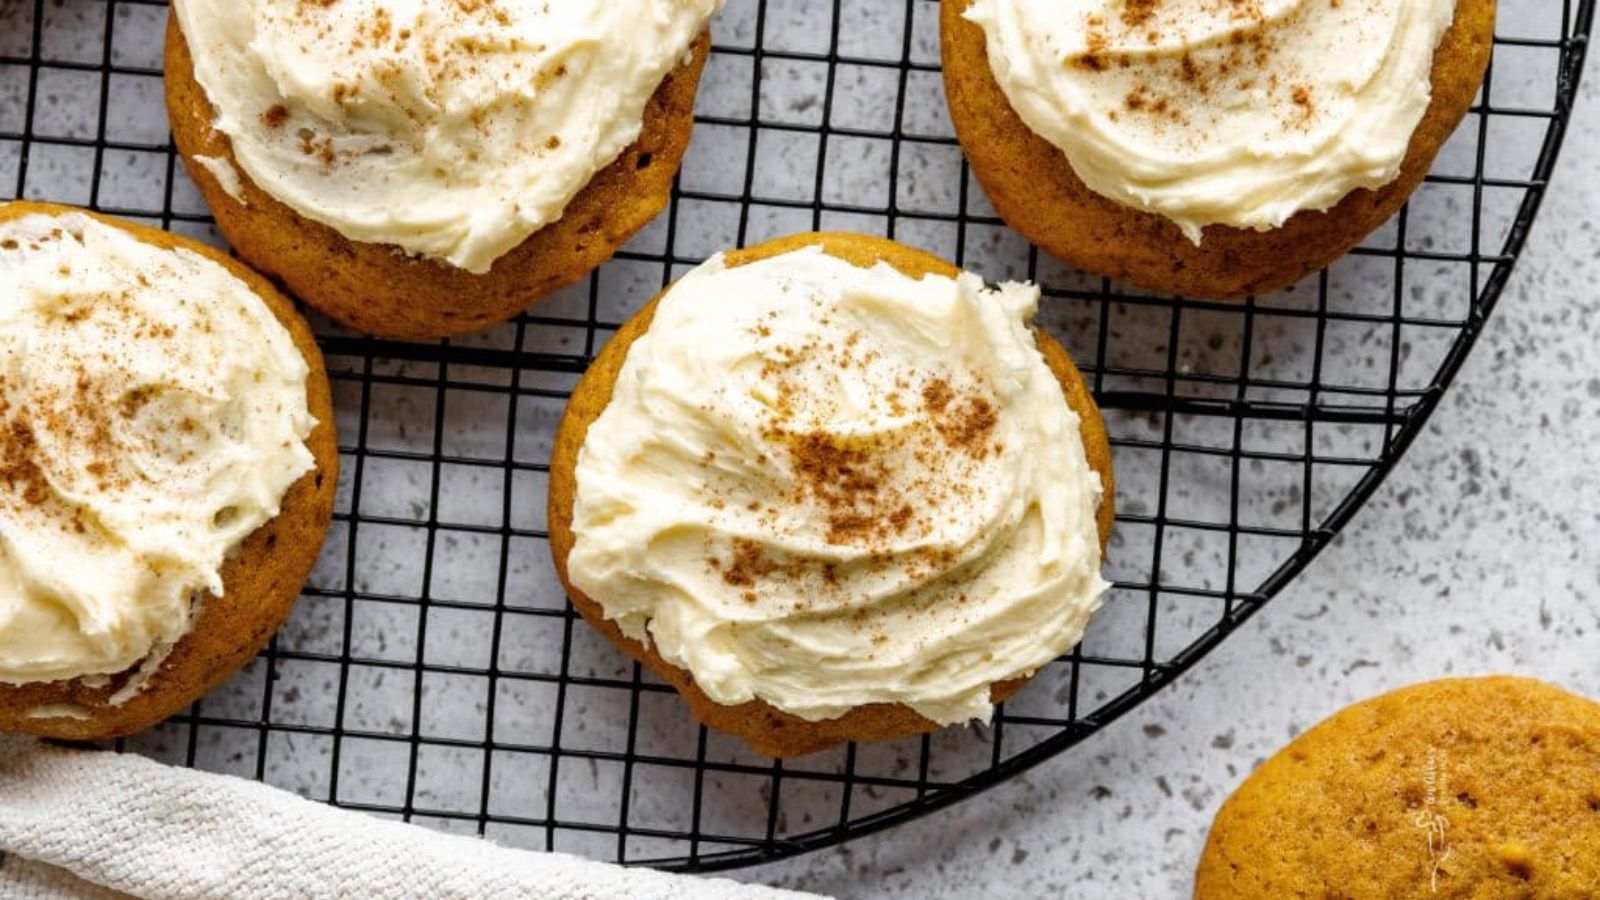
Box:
274, 0, 557, 166
779, 429, 904, 545
1120, 0, 1159, 29
1064, 0, 1326, 134
697, 311, 1010, 618
1077, 15, 1109, 71
0, 232, 207, 530
922, 379, 999, 459
260, 104, 290, 129
0, 419, 49, 508
719, 538, 779, 588
1290, 83, 1315, 118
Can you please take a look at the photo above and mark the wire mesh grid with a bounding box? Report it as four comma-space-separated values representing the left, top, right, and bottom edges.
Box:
0, 0, 1591, 873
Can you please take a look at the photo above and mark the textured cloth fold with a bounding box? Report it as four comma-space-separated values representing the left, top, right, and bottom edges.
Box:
0, 737, 826, 900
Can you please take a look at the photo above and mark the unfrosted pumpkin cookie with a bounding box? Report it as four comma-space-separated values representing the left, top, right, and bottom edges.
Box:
942, 0, 1497, 299
548, 232, 1115, 757
0, 201, 337, 741
1197, 676, 1600, 899
166, 1, 720, 340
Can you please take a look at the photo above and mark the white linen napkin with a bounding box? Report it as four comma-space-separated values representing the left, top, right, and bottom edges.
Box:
0, 737, 828, 900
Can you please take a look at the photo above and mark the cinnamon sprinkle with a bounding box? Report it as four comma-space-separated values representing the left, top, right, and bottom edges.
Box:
0, 419, 49, 507
260, 104, 290, 129
693, 312, 1014, 616
719, 538, 780, 588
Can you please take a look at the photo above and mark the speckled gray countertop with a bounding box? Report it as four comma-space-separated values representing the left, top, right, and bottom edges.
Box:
749, 59, 1600, 900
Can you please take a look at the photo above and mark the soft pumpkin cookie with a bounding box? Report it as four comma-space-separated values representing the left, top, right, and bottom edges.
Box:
549, 232, 1115, 757
1197, 676, 1600, 898
166, 2, 717, 340
942, 0, 1497, 299
0, 201, 337, 741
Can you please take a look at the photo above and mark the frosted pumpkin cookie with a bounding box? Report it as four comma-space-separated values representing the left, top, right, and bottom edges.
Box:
942, 0, 1497, 299
166, 0, 721, 340
1197, 677, 1600, 899
0, 201, 337, 741
548, 232, 1115, 757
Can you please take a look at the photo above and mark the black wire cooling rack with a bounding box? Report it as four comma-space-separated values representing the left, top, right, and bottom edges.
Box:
1, 0, 1592, 873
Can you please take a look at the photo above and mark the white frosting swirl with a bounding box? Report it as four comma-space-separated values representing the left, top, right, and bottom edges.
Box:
963, 0, 1459, 239
0, 212, 316, 687
173, 0, 721, 273
568, 247, 1108, 725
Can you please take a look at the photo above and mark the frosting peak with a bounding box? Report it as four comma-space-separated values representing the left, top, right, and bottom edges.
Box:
964, 0, 1459, 239
567, 247, 1108, 726
174, 0, 722, 273
0, 213, 316, 688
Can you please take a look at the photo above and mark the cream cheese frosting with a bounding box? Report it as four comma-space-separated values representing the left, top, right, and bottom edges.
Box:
173, 0, 721, 274
568, 247, 1109, 725
0, 212, 316, 688
193, 155, 247, 205
963, 0, 1460, 240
